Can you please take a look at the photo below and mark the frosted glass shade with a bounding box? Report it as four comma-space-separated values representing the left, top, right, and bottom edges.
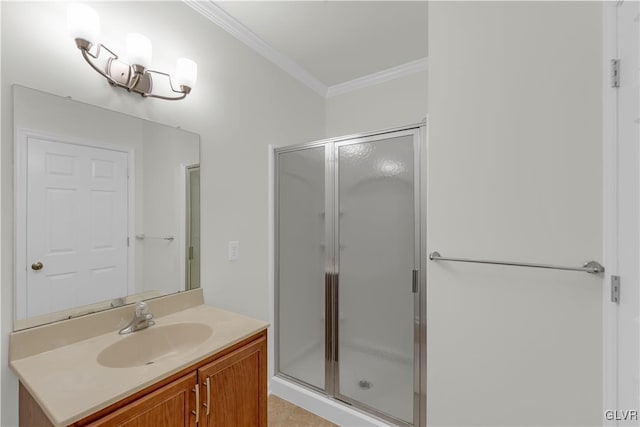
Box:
67, 3, 100, 44
126, 33, 152, 69
175, 58, 198, 89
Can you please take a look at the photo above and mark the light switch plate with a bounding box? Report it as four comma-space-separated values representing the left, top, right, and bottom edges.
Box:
228, 241, 240, 261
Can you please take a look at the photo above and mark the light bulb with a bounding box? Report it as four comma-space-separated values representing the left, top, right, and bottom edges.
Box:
175, 58, 198, 91
67, 3, 100, 46
126, 33, 152, 69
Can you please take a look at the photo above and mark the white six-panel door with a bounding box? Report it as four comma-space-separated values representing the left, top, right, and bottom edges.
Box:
24, 136, 129, 318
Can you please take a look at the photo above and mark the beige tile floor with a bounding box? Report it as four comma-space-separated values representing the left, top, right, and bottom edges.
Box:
268, 395, 338, 426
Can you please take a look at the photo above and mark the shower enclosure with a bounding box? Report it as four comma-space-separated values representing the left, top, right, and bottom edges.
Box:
275, 124, 425, 426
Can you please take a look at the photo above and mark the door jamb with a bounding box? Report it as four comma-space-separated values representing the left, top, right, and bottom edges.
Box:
602, 1, 620, 424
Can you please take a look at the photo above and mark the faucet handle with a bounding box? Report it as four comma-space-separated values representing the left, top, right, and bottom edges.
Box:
135, 301, 149, 317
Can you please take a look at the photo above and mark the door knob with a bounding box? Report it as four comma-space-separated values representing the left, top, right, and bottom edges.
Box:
31, 262, 43, 271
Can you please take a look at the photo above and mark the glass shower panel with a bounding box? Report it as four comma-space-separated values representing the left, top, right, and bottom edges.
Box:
277, 146, 326, 389
336, 135, 416, 423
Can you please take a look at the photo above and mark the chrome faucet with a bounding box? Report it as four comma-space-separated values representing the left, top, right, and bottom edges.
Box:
119, 301, 155, 335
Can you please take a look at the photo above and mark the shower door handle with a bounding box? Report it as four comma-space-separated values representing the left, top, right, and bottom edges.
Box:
325, 272, 340, 364
325, 273, 333, 365
333, 273, 339, 363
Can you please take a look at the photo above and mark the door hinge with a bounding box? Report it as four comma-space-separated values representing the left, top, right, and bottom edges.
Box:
127, 237, 130, 247
189, 246, 194, 260
611, 59, 620, 88
611, 275, 620, 304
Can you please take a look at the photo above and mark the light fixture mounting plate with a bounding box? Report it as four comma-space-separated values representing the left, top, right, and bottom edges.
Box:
107, 58, 152, 96
107, 59, 131, 86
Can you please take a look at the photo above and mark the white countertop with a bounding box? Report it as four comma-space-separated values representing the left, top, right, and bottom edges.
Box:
10, 304, 269, 426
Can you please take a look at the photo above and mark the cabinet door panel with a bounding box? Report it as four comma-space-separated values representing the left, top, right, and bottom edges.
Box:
199, 335, 267, 427
87, 373, 196, 427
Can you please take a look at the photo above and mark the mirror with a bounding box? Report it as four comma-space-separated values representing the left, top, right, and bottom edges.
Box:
13, 85, 200, 330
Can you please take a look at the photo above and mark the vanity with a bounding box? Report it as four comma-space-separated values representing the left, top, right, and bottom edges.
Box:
9, 290, 268, 427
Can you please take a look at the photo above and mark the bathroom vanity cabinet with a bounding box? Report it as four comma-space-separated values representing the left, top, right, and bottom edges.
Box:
80, 373, 196, 426
19, 330, 267, 427
197, 334, 265, 427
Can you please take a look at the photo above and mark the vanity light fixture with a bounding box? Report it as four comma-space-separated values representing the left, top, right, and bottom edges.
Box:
67, 3, 197, 101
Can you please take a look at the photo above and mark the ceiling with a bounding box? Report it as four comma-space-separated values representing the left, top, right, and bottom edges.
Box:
216, 1, 428, 87
184, 1, 427, 96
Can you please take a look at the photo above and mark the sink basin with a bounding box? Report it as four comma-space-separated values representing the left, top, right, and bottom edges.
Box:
97, 323, 213, 368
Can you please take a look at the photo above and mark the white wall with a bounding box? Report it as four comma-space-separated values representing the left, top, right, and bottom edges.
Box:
427, 2, 602, 425
0, 1, 4, 420
1, 2, 325, 425
326, 71, 427, 138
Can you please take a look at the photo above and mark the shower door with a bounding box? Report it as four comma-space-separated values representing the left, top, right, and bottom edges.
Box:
275, 125, 423, 427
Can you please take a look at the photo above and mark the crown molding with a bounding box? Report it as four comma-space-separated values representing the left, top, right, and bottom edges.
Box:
326, 57, 428, 98
183, 0, 328, 97
183, 1, 427, 99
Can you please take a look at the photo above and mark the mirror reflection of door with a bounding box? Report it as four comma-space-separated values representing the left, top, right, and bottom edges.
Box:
24, 135, 130, 318
186, 165, 200, 290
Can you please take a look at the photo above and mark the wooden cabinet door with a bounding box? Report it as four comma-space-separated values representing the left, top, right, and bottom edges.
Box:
198, 334, 267, 427
87, 373, 197, 427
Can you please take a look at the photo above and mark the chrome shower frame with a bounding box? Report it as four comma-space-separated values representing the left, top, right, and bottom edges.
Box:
274, 121, 427, 427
